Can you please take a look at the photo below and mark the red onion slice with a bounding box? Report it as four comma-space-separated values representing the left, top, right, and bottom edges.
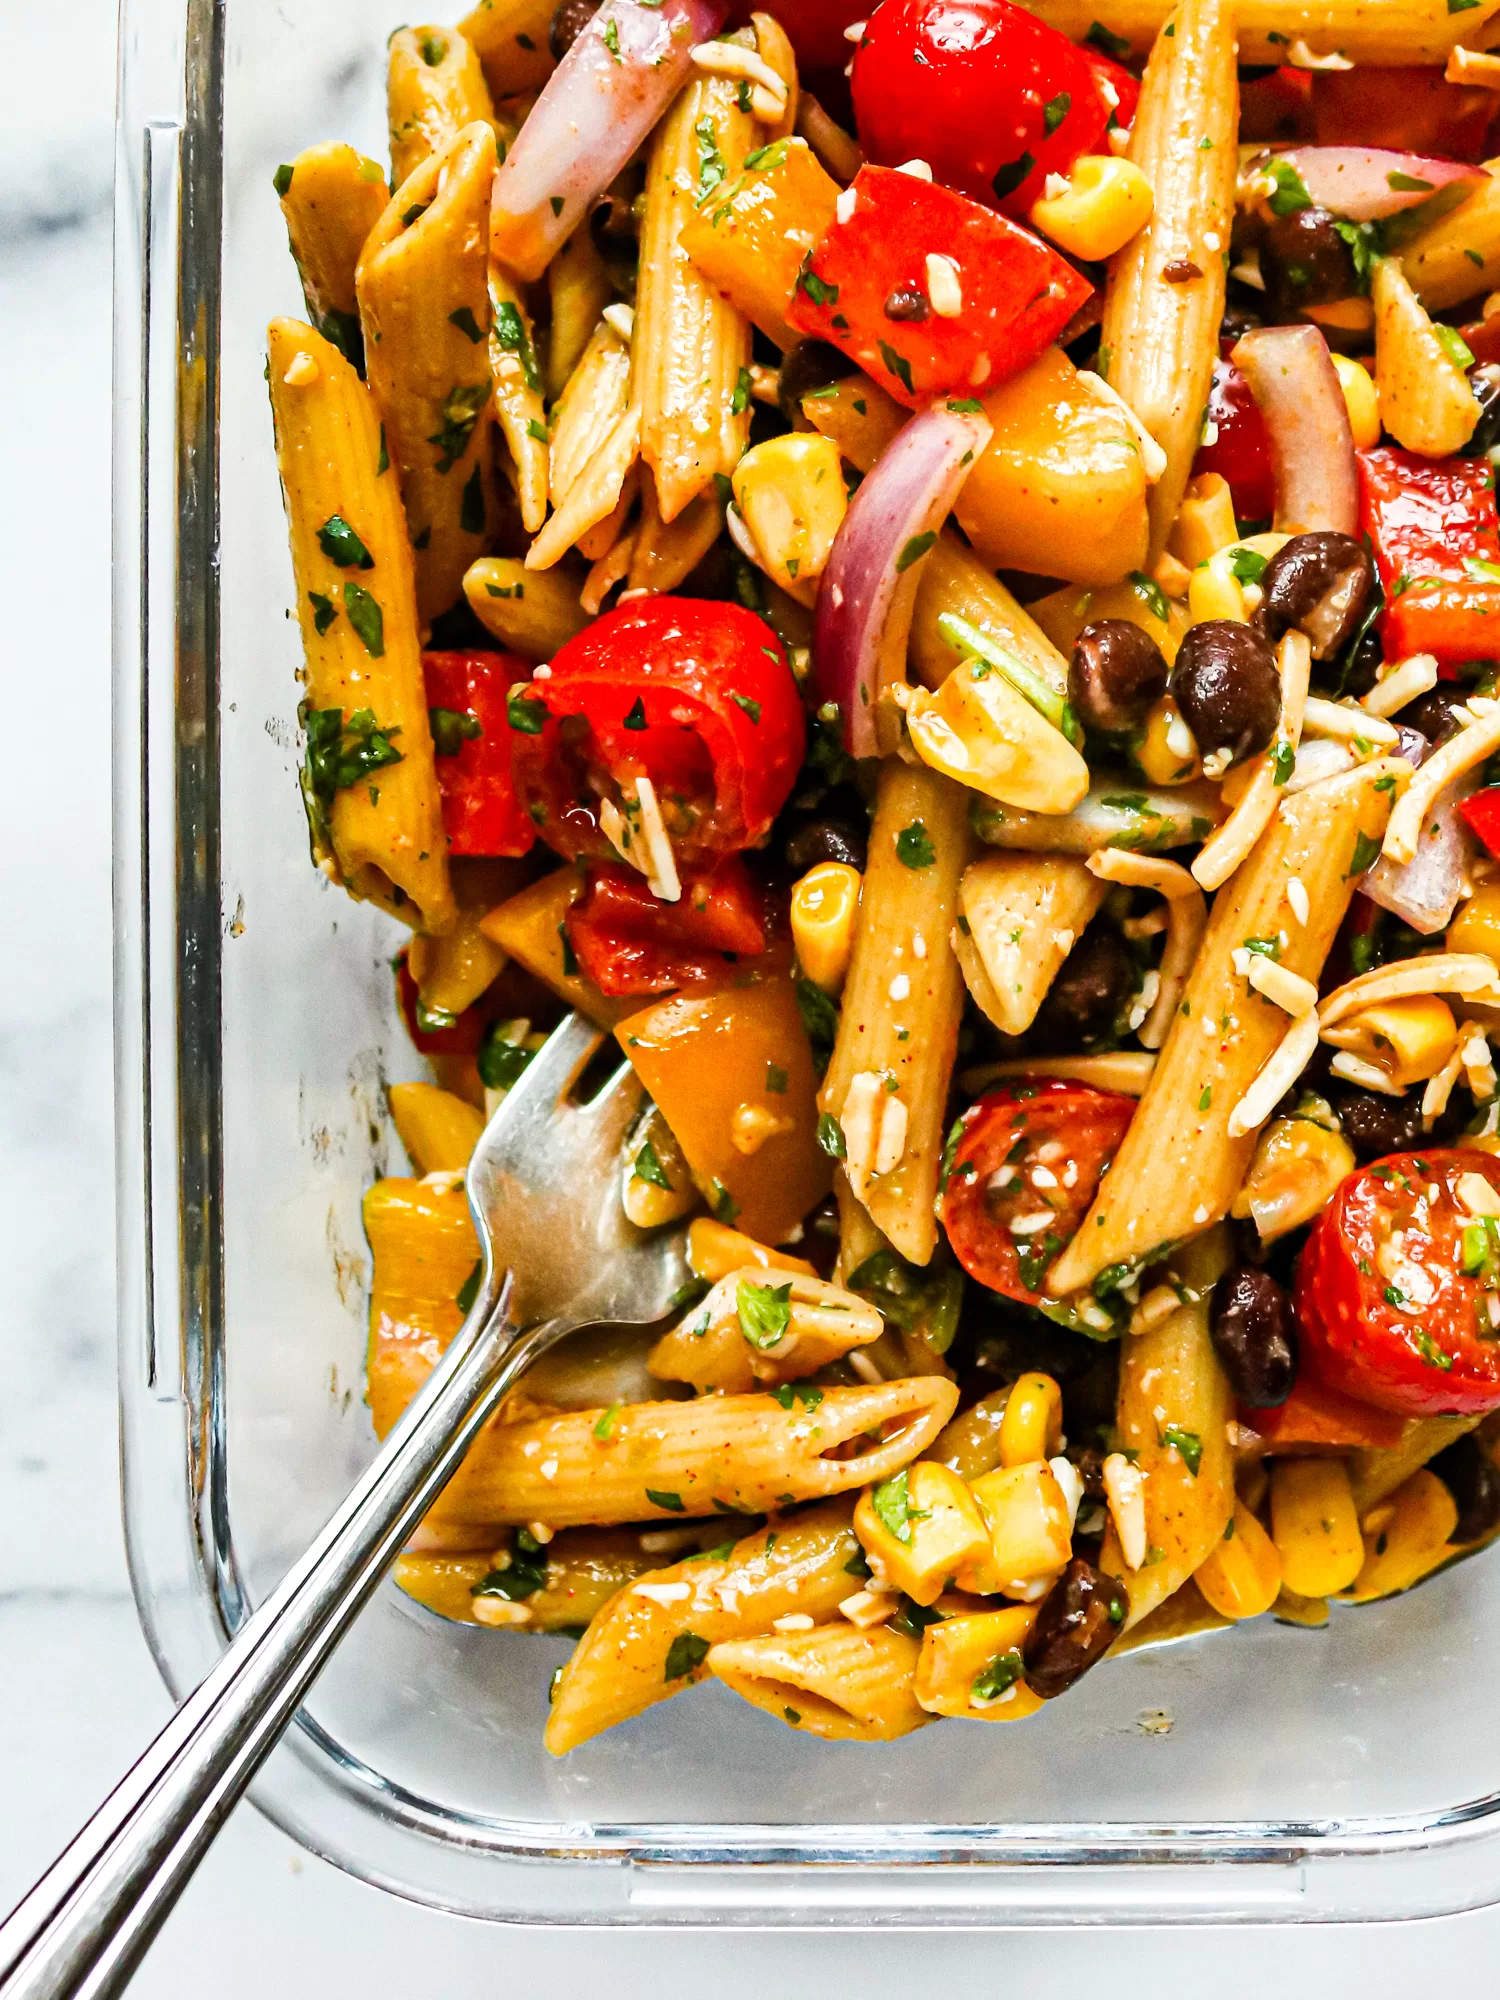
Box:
811, 403, 993, 759
1361, 773, 1478, 936
1273, 147, 1484, 224
491, 0, 728, 282
1230, 325, 1357, 537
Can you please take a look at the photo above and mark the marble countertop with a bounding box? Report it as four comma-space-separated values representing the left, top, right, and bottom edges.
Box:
3, 7, 1499, 1987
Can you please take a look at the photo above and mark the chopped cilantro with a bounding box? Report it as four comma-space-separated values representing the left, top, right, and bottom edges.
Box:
737, 1279, 793, 1349
647, 1488, 686, 1513
897, 530, 937, 573
427, 382, 489, 472
301, 703, 402, 806
664, 1632, 710, 1678
972, 1650, 1024, 1702
766, 1063, 788, 1094
732, 692, 762, 723
307, 591, 337, 637
492, 302, 540, 393
633, 1138, 673, 1190
478, 1027, 535, 1092
507, 686, 546, 733
871, 1468, 921, 1545
797, 266, 839, 308
317, 514, 374, 569
1347, 829, 1382, 878
1265, 159, 1312, 217
878, 340, 915, 396
991, 151, 1035, 201
448, 305, 486, 344
1128, 570, 1168, 622
896, 820, 936, 868
1161, 1424, 1202, 1476
455, 1260, 481, 1314
428, 705, 481, 757
817, 1110, 847, 1159
731, 365, 752, 414
460, 460, 486, 535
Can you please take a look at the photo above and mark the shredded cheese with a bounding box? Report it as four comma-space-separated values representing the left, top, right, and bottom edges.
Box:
1227, 1009, 1321, 1138
1385, 704, 1500, 865
1362, 653, 1438, 720
1329, 1049, 1404, 1095
602, 302, 635, 342
1194, 632, 1312, 892
689, 40, 789, 102
1318, 952, 1500, 1029
925, 252, 963, 317
840, 1589, 896, 1628
1301, 696, 1399, 747
633, 1580, 692, 1606
1286, 37, 1353, 67
1286, 876, 1310, 927
1244, 953, 1318, 1017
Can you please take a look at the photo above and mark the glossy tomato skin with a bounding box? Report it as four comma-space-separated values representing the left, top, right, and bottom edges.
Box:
1296, 1148, 1500, 1417
421, 650, 536, 858
851, 0, 1116, 219
509, 599, 804, 869
1191, 352, 1276, 525
941, 1080, 1136, 1303
565, 858, 767, 997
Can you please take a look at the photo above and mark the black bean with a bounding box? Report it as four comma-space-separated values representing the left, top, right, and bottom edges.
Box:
1430, 1434, 1500, 1542
1210, 1264, 1298, 1408
549, 0, 600, 61
1069, 620, 1169, 736
1395, 685, 1472, 747
1259, 532, 1375, 660
777, 338, 857, 425
1066, 1445, 1107, 1500
1030, 924, 1134, 1052
1330, 1085, 1425, 1163
1463, 367, 1500, 462
1392, 722, 1431, 770
1022, 1558, 1128, 1698
589, 188, 637, 251
884, 287, 931, 322
1261, 206, 1357, 318
1170, 620, 1281, 765
785, 814, 868, 874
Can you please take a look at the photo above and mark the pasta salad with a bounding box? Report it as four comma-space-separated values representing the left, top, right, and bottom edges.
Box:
268, 0, 1500, 1753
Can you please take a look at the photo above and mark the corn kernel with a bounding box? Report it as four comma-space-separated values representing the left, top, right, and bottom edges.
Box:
999, 1372, 1064, 1467
1449, 883, 1500, 961
1230, 1115, 1357, 1242
1187, 547, 1248, 627
1194, 1501, 1283, 1620
1332, 352, 1381, 450
855, 1462, 995, 1606
959, 1462, 1074, 1596
901, 661, 1090, 815
790, 861, 861, 996
1270, 1457, 1364, 1598
1028, 154, 1153, 263
1322, 994, 1459, 1088
388, 1081, 485, 1175
1169, 472, 1239, 569
1347, 1468, 1459, 1602
731, 432, 846, 595
1136, 694, 1201, 787
914, 1606, 1045, 1720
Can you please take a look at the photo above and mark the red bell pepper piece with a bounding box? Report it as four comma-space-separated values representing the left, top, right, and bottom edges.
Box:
1459, 788, 1500, 858
1191, 347, 1276, 525
565, 859, 767, 997
850, 0, 1124, 220
785, 165, 1090, 408
1311, 65, 1498, 164
509, 599, 805, 870
1357, 447, 1500, 670
421, 650, 536, 858
1241, 1370, 1406, 1453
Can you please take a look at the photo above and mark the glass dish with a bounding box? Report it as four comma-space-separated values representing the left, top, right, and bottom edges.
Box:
114, 0, 1500, 1925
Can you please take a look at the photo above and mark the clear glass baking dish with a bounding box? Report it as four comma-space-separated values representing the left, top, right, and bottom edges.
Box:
113, 0, 1500, 1925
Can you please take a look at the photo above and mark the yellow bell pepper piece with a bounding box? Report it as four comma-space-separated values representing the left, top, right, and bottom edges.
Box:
914, 1606, 1045, 1721
960, 1461, 1075, 1597
388, 1080, 485, 1175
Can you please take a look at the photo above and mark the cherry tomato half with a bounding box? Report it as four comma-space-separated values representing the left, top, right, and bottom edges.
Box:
1296, 1149, 1500, 1417
1191, 350, 1275, 525
565, 858, 768, 998
941, 1081, 1136, 1303
422, 650, 536, 859
851, 0, 1117, 219
509, 599, 805, 871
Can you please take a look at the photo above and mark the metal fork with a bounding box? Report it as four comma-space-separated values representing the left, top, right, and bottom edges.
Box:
0, 1014, 689, 2000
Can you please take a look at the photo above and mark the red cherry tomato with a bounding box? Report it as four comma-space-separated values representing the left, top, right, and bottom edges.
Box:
509, 599, 805, 870
851, 0, 1116, 219
565, 858, 768, 997
422, 650, 536, 858
1191, 350, 1276, 525
1296, 1149, 1500, 1417
395, 953, 490, 1055
940, 1081, 1136, 1302
725, 0, 866, 71
1311, 65, 1498, 164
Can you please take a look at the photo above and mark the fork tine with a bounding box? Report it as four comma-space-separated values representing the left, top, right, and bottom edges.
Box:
489, 1012, 604, 1133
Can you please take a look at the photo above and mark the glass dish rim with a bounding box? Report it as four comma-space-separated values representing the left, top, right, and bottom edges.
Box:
111, 0, 1500, 1925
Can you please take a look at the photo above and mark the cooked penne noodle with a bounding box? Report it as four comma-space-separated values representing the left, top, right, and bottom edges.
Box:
627, 480, 726, 596
1018, 0, 1500, 65
930, 1388, 1012, 1482
275, 143, 389, 371
961, 1053, 1158, 1097
357, 122, 497, 625
1373, 256, 1481, 458
636, 59, 756, 521
394, 1527, 687, 1630
972, 775, 1225, 855
546, 224, 616, 399
267, 318, 454, 931
1099, 1229, 1234, 1632
821, 763, 971, 1265
1402, 163, 1500, 310
388, 26, 497, 188
1348, 1416, 1482, 1514
544, 1503, 864, 1752
462, 554, 592, 655
750, 11, 800, 139
710, 1625, 929, 1741
429, 1377, 959, 1530
646, 1267, 883, 1392
487, 256, 550, 532
1318, 951, 1500, 1028
1097, 0, 1238, 562
455, 0, 555, 97
1191, 632, 1312, 893
1046, 760, 1397, 1298
1087, 847, 1207, 1049
525, 405, 641, 569
953, 854, 1106, 1037
405, 856, 523, 1020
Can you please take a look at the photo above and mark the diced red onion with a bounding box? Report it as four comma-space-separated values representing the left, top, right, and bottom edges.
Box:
1273, 147, 1485, 224
1230, 325, 1357, 537
1361, 773, 1478, 936
490, 0, 728, 282
811, 403, 993, 759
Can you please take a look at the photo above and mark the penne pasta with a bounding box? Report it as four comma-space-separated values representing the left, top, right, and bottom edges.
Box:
953, 853, 1106, 1037
646, 1266, 883, 1392
387, 26, 497, 188
1097, 0, 1238, 562
267, 318, 454, 931
275, 143, 389, 371
455, 0, 555, 98
546, 221, 616, 399
428, 1377, 959, 1530
635, 56, 757, 522
1372, 255, 1480, 458
1099, 1229, 1234, 1632
548, 321, 633, 505
462, 554, 592, 656
1348, 1415, 1482, 1514
357, 122, 498, 626
1402, 161, 1500, 311
394, 1527, 689, 1631
486, 255, 550, 532
1018, 0, 1500, 66
1045, 760, 1397, 1298
710, 1624, 930, 1741
544, 1502, 865, 1752
821, 762, 972, 1265
525, 405, 641, 569
627, 480, 726, 596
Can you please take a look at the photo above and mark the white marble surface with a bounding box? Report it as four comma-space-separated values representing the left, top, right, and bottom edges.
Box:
4, 3, 1500, 1986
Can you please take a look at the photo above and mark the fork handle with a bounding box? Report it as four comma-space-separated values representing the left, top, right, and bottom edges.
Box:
0, 1278, 547, 2000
